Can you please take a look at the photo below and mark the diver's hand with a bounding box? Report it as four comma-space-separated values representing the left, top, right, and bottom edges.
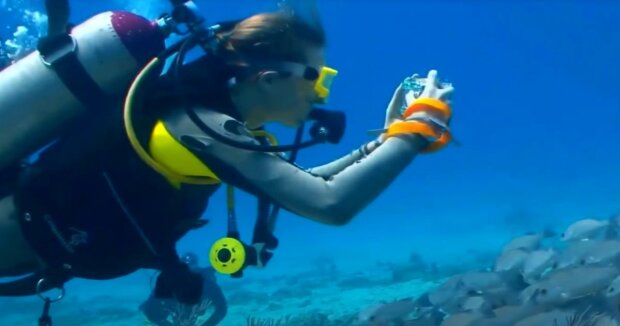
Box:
383, 81, 405, 130
383, 69, 454, 130
415, 69, 454, 106
378, 69, 455, 145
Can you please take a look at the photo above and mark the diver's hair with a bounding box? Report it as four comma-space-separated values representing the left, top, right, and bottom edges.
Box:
215, 11, 326, 64
145, 11, 326, 116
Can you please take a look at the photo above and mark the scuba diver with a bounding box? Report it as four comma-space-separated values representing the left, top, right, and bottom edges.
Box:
0, 0, 455, 324
139, 252, 227, 326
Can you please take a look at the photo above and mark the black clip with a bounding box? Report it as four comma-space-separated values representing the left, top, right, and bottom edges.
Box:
35, 276, 66, 326
38, 298, 52, 326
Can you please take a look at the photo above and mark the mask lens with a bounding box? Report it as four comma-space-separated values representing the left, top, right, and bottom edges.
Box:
303, 67, 320, 80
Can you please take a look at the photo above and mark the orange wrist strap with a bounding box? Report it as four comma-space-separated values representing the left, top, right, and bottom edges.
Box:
403, 97, 452, 121
385, 120, 451, 153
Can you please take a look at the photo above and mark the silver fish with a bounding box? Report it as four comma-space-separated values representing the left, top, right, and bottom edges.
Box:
428, 275, 468, 311
514, 309, 579, 326
460, 296, 495, 317
480, 286, 521, 308
473, 305, 543, 326
494, 249, 529, 273
356, 299, 418, 325
561, 218, 610, 242
605, 275, 620, 298
522, 249, 556, 283
501, 230, 554, 254
459, 272, 506, 292
527, 266, 619, 306
582, 240, 620, 266
439, 312, 482, 326
554, 240, 600, 270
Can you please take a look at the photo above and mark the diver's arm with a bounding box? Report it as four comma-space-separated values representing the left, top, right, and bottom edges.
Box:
306, 139, 381, 177
168, 109, 426, 226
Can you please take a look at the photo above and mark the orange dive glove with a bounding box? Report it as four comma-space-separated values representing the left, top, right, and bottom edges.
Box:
384, 97, 452, 153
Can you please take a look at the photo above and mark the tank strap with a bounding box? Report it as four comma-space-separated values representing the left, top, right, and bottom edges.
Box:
37, 33, 110, 111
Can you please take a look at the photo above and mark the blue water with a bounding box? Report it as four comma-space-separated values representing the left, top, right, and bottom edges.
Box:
1, 0, 619, 325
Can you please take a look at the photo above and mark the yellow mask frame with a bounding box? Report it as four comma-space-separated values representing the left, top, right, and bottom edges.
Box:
258, 61, 339, 102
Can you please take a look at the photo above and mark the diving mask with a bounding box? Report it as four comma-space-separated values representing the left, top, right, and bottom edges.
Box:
250, 61, 339, 103
283, 62, 338, 102
224, 53, 339, 102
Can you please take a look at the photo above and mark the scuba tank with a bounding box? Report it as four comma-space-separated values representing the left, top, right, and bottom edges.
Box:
0, 10, 166, 171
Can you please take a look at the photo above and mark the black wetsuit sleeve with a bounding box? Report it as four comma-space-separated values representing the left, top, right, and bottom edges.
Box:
164, 108, 428, 226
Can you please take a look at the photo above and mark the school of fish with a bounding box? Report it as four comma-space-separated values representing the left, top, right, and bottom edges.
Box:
355, 215, 620, 326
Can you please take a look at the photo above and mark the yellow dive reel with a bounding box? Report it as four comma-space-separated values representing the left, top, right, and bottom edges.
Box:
209, 237, 246, 275
207, 182, 278, 278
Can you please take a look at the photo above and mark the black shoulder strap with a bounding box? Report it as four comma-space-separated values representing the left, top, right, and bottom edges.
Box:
37, 33, 111, 112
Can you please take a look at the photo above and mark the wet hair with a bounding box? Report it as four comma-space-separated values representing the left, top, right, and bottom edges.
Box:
215, 11, 326, 64
144, 11, 325, 119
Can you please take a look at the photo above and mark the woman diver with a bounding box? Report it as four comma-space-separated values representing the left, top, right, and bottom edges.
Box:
0, 2, 454, 312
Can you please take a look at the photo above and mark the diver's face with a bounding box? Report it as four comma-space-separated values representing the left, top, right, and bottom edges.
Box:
262, 46, 326, 127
